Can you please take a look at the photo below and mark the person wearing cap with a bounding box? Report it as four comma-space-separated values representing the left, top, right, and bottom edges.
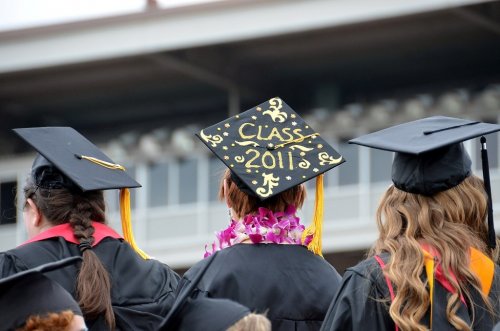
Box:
321, 116, 500, 331
176, 97, 345, 330
0, 127, 179, 330
0, 257, 87, 331
159, 254, 272, 331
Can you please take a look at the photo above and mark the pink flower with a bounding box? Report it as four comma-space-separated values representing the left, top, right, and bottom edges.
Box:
203, 205, 311, 258
303, 234, 313, 246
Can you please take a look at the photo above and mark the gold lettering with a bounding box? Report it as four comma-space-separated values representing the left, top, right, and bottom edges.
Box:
281, 128, 294, 142
267, 127, 285, 141
288, 151, 294, 170
277, 151, 284, 169
293, 128, 305, 140
257, 125, 267, 140
262, 151, 276, 169
245, 149, 260, 168
239, 123, 256, 139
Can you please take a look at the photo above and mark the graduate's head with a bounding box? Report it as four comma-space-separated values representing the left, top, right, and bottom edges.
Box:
159, 254, 271, 331
350, 116, 500, 249
23, 168, 106, 235
219, 168, 306, 219
19, 310, 87, 331
225, 312, 271, 331
168, 297, 271, 331
0, 257, 87, 331
14, 127, 147, 258
197, 97, 345, 256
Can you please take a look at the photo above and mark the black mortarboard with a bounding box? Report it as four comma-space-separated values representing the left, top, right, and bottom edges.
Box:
13, 127, 149, 259
13, 127, 140, 191
196, 97, 344, 200
159, 253, 220, 330
0, 257, 83, 331
166, 297, 251, 331
196, 97, 345, 256
349, 116, 500, 248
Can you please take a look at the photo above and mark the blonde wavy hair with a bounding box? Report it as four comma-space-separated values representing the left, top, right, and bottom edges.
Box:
226, 313, 271, 331
370, 175, 499, 331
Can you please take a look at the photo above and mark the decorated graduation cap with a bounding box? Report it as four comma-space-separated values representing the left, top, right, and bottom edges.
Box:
13, 127, 149, 259
349, 116, 500, 249
196, 97, 345, 256
0, 257, 83, 330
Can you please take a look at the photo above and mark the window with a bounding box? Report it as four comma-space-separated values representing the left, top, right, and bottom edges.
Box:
0, 181, 17, 225
475, 132, 498, 170
208, 158, 225, 201
370, 149, 392, 183
338, 142, 359, 186
179, 158, 198, 204
126, 166, 137, 209
148, 162, 169, 207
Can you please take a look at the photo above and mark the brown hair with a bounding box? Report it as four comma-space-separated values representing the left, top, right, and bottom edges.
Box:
17, 310, 75, 331
226, 313, 272, 331
24, 179, 115, 329
219, 169, 306, 218
370, 175, 499, 331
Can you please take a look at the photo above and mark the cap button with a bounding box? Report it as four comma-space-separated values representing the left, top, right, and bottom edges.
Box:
267, 143, 275, 150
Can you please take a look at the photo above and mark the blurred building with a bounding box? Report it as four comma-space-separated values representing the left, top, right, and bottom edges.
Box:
0, 0, 499, 272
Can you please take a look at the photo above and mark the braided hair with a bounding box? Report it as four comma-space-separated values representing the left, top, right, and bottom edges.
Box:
24, 179, 115, 329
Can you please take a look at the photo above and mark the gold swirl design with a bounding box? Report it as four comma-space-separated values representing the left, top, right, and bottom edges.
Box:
289, 145, 314, 152
235, 140, 260, 147
318, 152, 343, 165
273, 133, 319, 149
200, 130, 223, 147
299, 158, 311, 169
235, 155, 245, 163
256, 173, 280, 198
263, 97, 287, 123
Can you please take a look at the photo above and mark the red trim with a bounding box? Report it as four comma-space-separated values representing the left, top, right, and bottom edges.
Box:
20, 222, 122, 247
375, 255, 399, 331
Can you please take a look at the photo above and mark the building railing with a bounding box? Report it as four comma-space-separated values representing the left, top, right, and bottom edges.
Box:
1, 144, 499, 268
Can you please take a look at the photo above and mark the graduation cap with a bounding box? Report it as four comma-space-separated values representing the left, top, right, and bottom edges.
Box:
159, 253, 252, 331
0, 257, 83, 331
196, 97, 346, 256
13, 127, 149, 259
349, 116, 500, 249
164, 297, 251, 331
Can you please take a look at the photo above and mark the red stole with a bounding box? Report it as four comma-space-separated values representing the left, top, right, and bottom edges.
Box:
420, 243, 494, 303
20, 222, 122, 247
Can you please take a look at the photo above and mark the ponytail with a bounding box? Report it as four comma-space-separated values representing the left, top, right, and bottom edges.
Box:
70, 193, 115, 329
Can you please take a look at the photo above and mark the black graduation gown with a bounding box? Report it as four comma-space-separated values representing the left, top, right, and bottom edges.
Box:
0, 237, 180, 331
320, 255, 500, 331
177, 243, 342, 331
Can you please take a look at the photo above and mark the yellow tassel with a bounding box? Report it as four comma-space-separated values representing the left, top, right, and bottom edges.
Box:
120, 188, 149, 259
301, 174, 324, 257
421, 248, 434, 328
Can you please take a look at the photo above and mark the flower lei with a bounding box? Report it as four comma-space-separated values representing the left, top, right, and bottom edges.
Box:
204, 205, 312, 258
